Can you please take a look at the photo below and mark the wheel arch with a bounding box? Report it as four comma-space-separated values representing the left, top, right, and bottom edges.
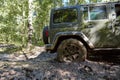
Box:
50, 32, 94, 53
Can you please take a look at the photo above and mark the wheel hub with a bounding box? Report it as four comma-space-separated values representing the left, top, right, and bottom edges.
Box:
63, 44, 82, 61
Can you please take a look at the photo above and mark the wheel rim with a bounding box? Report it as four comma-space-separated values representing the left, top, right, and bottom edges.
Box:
62, 43, 83, 62
57, 39, 87, 62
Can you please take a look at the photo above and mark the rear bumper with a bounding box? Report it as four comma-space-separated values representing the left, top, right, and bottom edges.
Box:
45, 44, 54, 51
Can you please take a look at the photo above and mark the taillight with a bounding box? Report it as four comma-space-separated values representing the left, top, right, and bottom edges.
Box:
45, 30, 48, 37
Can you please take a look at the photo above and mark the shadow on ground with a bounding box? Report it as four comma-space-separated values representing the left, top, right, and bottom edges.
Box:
0, 50, 120, 80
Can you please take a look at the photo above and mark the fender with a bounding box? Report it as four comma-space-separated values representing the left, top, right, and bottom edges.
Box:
45, 31, 94, 51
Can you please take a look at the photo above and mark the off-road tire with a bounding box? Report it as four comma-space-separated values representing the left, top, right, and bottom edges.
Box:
42, 26, 48, 44
56, 38, 87, 62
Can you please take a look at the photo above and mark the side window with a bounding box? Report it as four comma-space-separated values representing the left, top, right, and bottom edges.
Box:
83, 5, 107, 20
90, 6, 107, 20
115, 4, 120, 17
53, 9, 77, 23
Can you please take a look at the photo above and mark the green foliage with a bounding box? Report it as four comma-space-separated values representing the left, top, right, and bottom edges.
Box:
0, 0, 28, 46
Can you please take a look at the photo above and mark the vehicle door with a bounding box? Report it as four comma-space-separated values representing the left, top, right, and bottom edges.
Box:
81, 4, 120, 48
113, 3, 120, 47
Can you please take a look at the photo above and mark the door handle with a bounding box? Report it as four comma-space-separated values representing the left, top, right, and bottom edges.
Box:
86, 25, 94, 28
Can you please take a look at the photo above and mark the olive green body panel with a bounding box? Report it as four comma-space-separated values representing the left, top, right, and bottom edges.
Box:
81, 20, 120, 48
49, 23, 79, 43
46, 31, 94, 51
48, 20, 120, 51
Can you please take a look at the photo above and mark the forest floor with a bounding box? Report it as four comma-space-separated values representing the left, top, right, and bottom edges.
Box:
0, 46, 120, 80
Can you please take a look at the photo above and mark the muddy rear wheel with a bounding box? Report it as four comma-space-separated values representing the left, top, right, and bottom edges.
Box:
56, 38, 87, 62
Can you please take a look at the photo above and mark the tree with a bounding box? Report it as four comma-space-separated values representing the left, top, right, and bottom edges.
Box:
28, 0, 34, 45
0, 0, 28, 46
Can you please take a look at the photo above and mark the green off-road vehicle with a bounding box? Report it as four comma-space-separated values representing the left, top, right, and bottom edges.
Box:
43, 1, 120, 62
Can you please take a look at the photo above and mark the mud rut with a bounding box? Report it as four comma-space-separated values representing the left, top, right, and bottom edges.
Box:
0, 44, 120, 79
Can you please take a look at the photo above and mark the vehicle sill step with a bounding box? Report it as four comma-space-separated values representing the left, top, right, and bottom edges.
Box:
92, 48, 120, 54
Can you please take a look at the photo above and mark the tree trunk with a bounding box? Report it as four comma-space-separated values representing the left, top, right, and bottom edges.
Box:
28, 0, 34, 45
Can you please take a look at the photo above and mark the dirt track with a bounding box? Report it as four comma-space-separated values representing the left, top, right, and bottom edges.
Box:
0, 46, 120, 80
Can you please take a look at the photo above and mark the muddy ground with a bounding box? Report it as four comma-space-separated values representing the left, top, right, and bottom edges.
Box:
0, 46, 120, 80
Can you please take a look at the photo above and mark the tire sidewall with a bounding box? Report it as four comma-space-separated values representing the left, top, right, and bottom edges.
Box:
57, 38, 87, 62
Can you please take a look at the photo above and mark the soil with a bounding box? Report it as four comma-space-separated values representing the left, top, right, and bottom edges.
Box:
0, 46, 120, 80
